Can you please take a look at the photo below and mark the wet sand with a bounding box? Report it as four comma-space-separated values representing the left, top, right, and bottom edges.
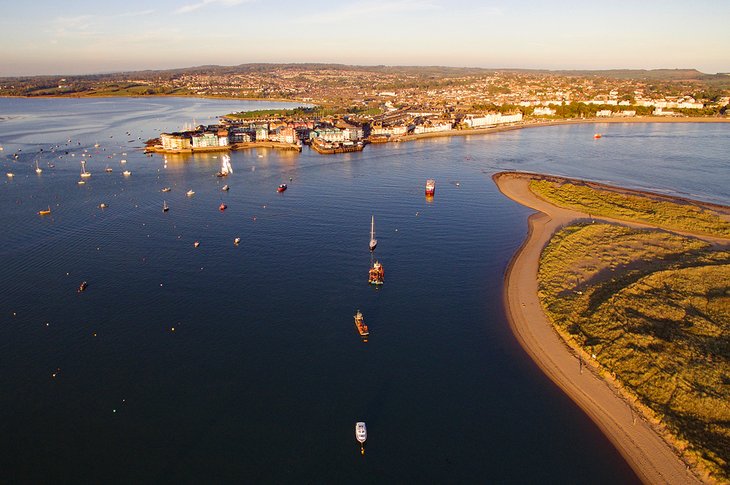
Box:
493, 171, 708, 484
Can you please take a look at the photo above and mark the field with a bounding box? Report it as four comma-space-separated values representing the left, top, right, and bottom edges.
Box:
538, 222, 730, 480
529, 178, 730, 238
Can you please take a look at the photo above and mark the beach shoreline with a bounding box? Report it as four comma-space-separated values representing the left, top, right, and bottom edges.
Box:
493, 171, 724, 484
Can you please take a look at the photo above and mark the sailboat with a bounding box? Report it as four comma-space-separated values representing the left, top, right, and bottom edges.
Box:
35, 160, 42, 174
163, 200, 169, 212
355, 422, 367, 455
216, 154, 233, 177
80, 160, 91, 178
369, 215, 377, 251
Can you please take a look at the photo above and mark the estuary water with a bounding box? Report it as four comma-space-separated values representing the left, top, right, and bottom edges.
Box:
1, 97, 728, 483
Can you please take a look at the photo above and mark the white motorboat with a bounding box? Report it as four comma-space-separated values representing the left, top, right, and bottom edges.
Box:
186, 190, 195, 197
355, 422, 367, 454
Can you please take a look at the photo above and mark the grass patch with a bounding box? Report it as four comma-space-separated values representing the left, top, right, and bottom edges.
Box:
529, 179, 730, 238
539, 222, 730, 480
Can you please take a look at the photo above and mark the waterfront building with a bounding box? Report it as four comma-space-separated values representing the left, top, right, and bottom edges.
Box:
310, 128, 345, 143
533, 106, 557, 116
256, 126, 269, 141
160, 133, 192, 151
413, 121, 453, 134
463, 112, 523, 128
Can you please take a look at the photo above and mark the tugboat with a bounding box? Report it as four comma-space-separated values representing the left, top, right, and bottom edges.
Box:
277, 183, 287, 192
219, 203, 227, 211
78, 281, 88, 292
368, 260, 384, 285
425, 179, 435, 196
354, 310, 369, 337
355, 422, 367, 455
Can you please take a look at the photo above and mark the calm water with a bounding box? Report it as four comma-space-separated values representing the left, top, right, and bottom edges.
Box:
1, 98, 728, 484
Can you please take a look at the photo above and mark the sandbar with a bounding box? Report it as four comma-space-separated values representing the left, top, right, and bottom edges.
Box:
493, 171, 716, 484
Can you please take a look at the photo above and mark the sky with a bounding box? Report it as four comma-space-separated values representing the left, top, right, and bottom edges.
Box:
1, 0, 729, 76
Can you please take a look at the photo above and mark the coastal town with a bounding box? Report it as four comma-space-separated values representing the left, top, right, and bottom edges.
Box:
4, 64, 728, 156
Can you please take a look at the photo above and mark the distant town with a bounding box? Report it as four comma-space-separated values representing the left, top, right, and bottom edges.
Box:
3, 64, 729, 155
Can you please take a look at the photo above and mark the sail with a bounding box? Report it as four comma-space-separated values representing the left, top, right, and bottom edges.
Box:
221, 154, 232, 175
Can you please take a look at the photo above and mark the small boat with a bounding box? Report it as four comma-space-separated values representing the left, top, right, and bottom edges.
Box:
193, 241, 200, 248
161, 187, 171, 192
216, 154, 233, 177
354, 310, 369, 337
219, 203, 227, 211
369, 215, 377, 251
35, 161, 42, 174
38, 206, 51, 215
6, 172, 14, 178
425, 179, 435, 196
94, 143, 100, 148
163, 201, 169, 212
234, 237, 241, 245
120, 159, 127, 164
80, 160, 91, 178
77, 180, 86, 185
355, 422, 367, 454
221, 184, 229, 191
78, 281, 88, 292
99, 203, 108, 209
105, 166, 113, 173
594, 133, 602, 139
186, 190, 195, 197
368, 260, 384, 285
277, 183, 287, 192
122, 170, 131, 176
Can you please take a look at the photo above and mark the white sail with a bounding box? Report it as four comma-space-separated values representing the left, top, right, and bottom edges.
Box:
221, 154, 232, 175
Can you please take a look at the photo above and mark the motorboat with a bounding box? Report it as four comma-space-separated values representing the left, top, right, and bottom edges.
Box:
161, 187, 171, 192
194, 241, 200, 248
186, 190, 195, 197
219, 203, 227, 211
78, 281, 88, 292
355, 422, 367, 454
277, 183, 287, 192
38, 206, 51, 215
221, 184, 229, 191
99, 203, 108, 209
122, 170, 131, 176
234, 237, 241, 245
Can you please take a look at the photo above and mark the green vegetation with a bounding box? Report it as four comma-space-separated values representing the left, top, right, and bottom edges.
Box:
225, 107, 317, 120
529, 179, 730, 238
538, 222, 730, 480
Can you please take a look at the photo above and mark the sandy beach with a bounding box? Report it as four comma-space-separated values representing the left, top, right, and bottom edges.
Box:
493, 172, 711, 484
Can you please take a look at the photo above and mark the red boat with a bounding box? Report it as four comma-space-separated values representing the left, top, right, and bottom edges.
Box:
354, 310, 369, 337
425, 179, 435, 196
277, 184, 287, 192
368, 261, 384, 285
219, 203, 227, 211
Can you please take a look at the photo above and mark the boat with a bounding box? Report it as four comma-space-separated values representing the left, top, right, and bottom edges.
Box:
35, 161, 42, 174
78, 281, 88, 292
193, 241, 200, 248
594, 133, 602, 139
105, 166, 113, 173
219, 203, 227, 211
277, 183, 287, 192
354, 310, 369, 337
161, 187, 171, 192
368, 260, 384, 285
38, 206, 51, 215
186, 190, 195, 197
216, 154, 233, 177
221, 184, 229, 191
77, 180, 85, 185
6, 172, 14, 178
163, 201, 169, 212
355, 422, 367, 454
120, 159, 127, 164
80, 160, 91, 178
99, 203, 107, 209
425, 179, 435, 196
369, 215, 377, 251
122, 170, 131, 176
234, 237, 241, 245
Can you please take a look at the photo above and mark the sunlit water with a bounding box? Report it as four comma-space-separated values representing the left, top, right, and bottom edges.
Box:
1, 98, 728, 483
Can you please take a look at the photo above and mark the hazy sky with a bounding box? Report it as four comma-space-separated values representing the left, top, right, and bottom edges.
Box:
2, 0, 729, 76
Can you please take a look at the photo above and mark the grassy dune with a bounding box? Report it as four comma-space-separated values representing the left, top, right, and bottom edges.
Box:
539, 222, 730, 480
529, 179, 730, 238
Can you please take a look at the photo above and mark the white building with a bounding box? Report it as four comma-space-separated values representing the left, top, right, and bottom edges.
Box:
533, 107, 556, 116
413, 122, 453, 134
463, 112, 523, 128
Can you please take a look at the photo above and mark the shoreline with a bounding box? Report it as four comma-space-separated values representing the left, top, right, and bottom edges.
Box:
493, 171, 723, 484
